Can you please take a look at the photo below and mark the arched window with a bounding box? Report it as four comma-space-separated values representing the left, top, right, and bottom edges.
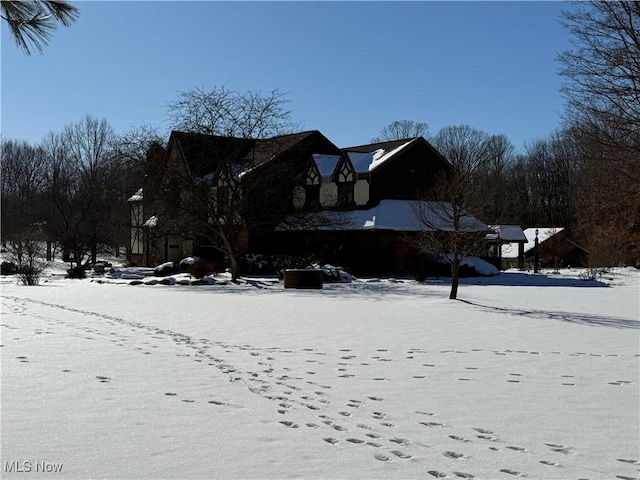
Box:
304, 162, 321, 208
336, 159, 355, 207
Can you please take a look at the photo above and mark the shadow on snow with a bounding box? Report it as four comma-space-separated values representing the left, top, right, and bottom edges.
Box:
458, 299, 638, 330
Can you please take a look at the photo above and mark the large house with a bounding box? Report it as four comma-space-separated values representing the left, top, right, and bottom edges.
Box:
128, 130, 492, 276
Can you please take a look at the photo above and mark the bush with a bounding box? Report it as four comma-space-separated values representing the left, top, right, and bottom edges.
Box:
187, 261, 220, 279
66, 266, 86, 279
153, 262, 177, 277
4, 237, 48, 286
1, 261, 18, 276
18, 265, 45, 285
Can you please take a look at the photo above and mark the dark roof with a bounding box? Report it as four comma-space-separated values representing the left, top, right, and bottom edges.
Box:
170, 131, 255, 178
169, 130, 336, 179
342, 137, 420, 153
248, 131, 323, 165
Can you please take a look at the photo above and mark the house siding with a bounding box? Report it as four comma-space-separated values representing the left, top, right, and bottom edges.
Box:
354, 178, 369, 206
320, 183, 338, 207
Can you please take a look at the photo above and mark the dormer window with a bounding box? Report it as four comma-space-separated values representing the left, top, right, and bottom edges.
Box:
306, 162, 320, 186
337, 160, 355, 183
303, 161, 321, 208
335, 157, 355, 207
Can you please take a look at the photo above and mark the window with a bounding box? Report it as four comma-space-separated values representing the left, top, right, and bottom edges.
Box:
306, 163, 320, 186
337, 161, 355, 183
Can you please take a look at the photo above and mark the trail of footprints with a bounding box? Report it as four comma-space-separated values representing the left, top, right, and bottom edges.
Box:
3, 297, 638, 477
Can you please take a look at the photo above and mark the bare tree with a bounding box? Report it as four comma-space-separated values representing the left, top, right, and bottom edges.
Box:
161, 88, 300, 280
520, 130, 582, 229
413, 125, 492, 300
557, 1, 640, 266
114, 124, 165, 194
4, 230, 49, 285
44, 116, 120, 269
0, 139, 49, 239
559, 1, 640, 159
371, 120, 430, 142
167, 86, 297, 138
1, 0, 79, 55
470, 133, 517, 223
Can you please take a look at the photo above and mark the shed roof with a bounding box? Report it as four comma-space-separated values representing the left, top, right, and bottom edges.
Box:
488, 225, 527, 242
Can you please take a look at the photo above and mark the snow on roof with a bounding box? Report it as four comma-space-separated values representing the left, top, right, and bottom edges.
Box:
501, 227, 565, 258
278, 199, 488, 233
343, 141, 413, 174
312, 154, 341, 177
488, 225, 527, 242
127, 189, 143, 202
143, 215, 158, 228
369, 140, 413, 171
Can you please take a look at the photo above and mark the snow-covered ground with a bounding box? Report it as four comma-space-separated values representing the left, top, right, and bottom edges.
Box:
1, 266, 638, 479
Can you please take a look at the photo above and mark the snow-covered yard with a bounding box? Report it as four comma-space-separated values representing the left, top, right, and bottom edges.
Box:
1, 267, 638, 479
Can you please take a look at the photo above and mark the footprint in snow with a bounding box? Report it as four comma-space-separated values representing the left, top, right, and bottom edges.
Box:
428, 471, 447, 478
346, 438, 365, 444
453, 472, 476, 479
443, 451, 465, 459
390, 450, 412, 459
279, 421, 299, 428
506, 446, 529, 452
499, 469, 523, 476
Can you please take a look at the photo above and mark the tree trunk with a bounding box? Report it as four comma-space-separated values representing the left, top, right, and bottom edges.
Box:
449, 255, 460, 300
229, 254, 241, 282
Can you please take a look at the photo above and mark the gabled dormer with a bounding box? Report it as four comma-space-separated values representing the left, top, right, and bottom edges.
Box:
297, 158, 321, 209
305, 160, 321, 186
336, 155, 356, 184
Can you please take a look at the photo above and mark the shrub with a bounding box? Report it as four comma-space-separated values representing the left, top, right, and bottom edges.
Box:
188, 261, 220, 279
3, 237, 48, 286
1, 261, 18, 276
66, 266, 87, 279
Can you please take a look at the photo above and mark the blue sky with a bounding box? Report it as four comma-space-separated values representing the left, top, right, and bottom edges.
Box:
1, 1, 572, 152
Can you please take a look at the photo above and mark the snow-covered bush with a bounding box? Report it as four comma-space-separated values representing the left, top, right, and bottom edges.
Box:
179, 257, 219, 279
459, 257, 500, 277
154, 262, 177, 277
313, 263, 356, 283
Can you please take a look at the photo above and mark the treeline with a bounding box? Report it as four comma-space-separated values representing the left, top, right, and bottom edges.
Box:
1, 117, 162, 265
